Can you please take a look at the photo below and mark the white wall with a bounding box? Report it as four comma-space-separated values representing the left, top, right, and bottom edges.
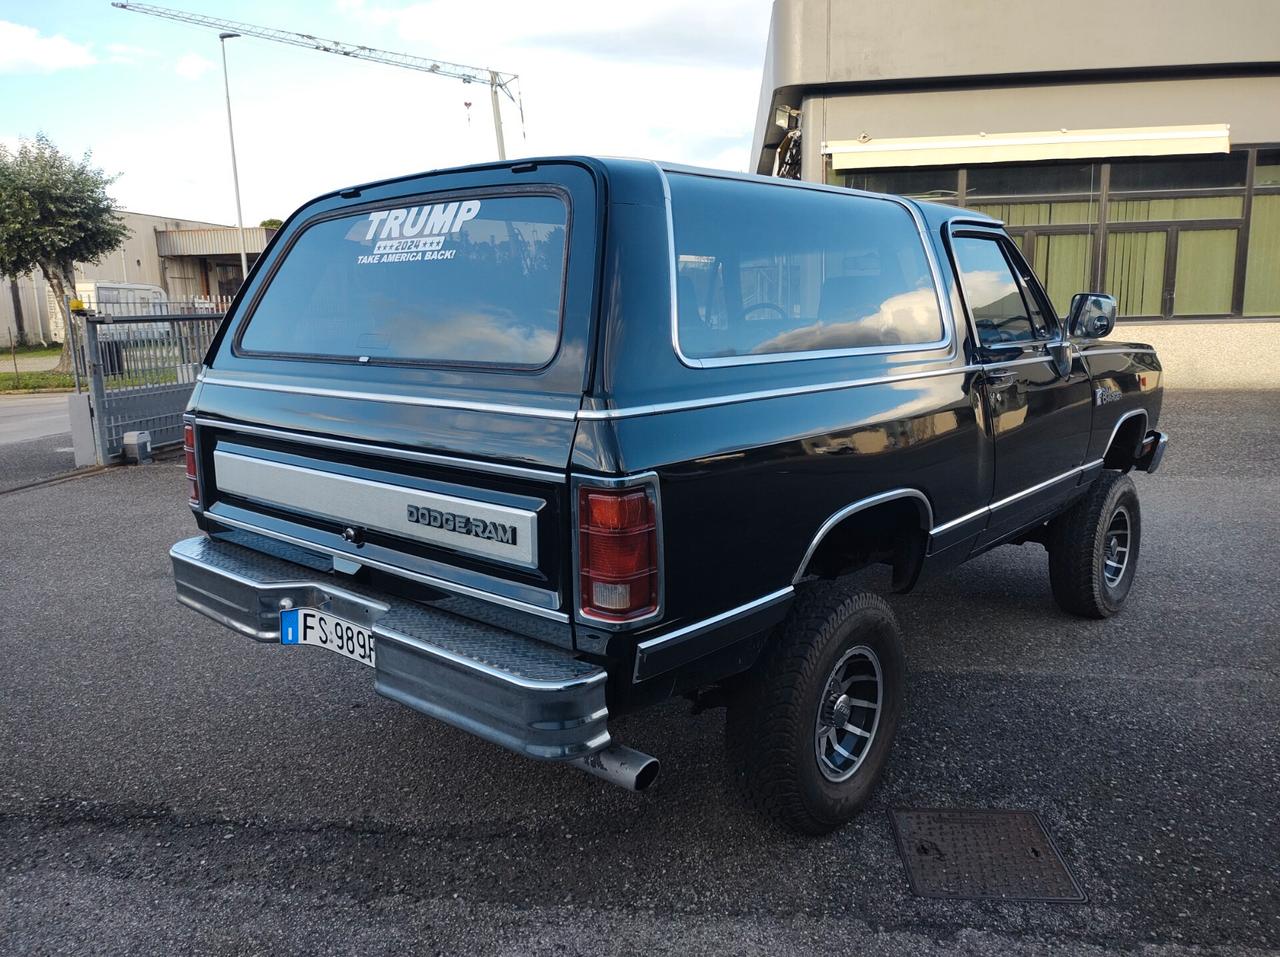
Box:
0, 274, 53, 346
1123, 321, 1280, 390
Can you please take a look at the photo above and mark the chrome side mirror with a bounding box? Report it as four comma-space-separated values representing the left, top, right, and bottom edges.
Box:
1067, 293, 1117, 339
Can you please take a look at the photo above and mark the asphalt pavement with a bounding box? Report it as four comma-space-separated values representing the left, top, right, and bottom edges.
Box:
1, 391, 1277, 956
0, 393, 75, 492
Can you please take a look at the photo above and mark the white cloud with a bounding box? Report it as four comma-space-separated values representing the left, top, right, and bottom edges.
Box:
0, 20, 95, 74
174, 52, 216, 80
105, 42, 155, 66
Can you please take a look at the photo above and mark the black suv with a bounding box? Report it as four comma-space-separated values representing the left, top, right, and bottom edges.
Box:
171, 157, 1167, 834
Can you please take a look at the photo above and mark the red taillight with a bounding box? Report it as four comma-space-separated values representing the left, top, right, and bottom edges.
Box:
183, 423, 198, 505
577, 486, 659, 622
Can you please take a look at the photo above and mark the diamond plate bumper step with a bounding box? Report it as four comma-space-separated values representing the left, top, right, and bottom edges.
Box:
170, 535, 610, 762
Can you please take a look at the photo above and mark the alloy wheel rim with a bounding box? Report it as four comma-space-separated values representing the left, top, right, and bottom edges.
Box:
814, 644, 883, 782
1103, 505, 1132, 588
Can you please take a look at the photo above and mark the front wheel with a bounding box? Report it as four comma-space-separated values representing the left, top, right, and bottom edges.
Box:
725, 588, 905, 835
1047, 470, 1142, 618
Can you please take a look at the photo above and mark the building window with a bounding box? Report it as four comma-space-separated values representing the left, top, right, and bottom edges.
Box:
824, 147, 1277, 319
1108, 153, 1247, 192
835, 166, 961, 202
1244, 194, 1280, 316
967, 161, 1100, 198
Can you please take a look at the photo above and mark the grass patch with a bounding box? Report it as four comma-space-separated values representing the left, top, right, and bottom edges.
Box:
9, 344, 64, 358
0, 370, 75, 391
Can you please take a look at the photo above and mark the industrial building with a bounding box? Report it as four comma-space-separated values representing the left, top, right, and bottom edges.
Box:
752, 0, 1280, 386
1, 211, 272, 345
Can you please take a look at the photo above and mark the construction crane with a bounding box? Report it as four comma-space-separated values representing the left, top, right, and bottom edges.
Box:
111, 2, 523, 159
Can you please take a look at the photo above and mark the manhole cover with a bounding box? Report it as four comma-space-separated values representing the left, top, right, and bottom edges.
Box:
889, 809, 1085, 902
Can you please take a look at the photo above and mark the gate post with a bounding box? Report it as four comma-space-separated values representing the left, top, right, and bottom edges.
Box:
83, 318, 111, 466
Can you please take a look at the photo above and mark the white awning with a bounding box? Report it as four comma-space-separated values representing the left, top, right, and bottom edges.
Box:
824, 124, 1231, 170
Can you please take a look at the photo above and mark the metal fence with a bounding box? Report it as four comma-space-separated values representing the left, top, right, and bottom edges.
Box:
70, 297, 227, 463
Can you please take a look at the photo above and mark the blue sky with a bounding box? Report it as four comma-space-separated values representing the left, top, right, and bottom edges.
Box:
1, 0, 772, 223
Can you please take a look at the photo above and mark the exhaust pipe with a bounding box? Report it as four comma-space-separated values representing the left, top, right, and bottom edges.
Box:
570, 744, 660, 792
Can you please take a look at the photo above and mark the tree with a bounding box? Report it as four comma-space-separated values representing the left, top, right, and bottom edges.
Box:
259, 218, 283, 230
0, 135, 129, 370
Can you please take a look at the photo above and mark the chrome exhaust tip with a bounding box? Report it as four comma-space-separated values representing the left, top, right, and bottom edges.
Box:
570, 743, 660, 792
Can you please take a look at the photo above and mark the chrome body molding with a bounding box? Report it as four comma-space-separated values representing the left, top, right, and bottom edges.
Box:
1079, 347, 1158, 357
633, 586, 795, 681
194, 417, 566, 483
657, 163, 958, 370
795, 489, 935, 583
204, 511, 570, 623
636, 587, 794, 655
199, 375, 579, 421
1104, 408, 1149, 459
577, 364, 982, 421
930, 459, 1105, 535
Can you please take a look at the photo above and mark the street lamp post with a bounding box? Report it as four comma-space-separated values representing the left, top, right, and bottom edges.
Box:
218, 32, 249, 280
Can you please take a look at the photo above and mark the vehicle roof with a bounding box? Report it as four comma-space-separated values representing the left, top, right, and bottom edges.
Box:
322, 155, 1005, 228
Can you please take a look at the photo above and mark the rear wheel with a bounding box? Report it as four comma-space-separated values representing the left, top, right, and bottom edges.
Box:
726, 587, 904, 835
1047, 470, 1142, 618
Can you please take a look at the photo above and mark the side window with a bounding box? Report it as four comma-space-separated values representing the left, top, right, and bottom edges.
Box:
1004, 244, 1060, 338
669, 174, 946, 360
951, 236, 1036, 346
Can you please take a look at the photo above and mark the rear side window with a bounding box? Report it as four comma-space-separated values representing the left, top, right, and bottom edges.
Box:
238, 193, 568, 368
669, 174, 945, 362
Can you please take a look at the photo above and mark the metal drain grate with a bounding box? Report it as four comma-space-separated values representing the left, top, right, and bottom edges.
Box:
889, 809, 1086, 902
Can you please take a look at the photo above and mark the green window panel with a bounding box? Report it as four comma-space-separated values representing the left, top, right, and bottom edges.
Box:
969, 201, 1096, 226
1244, 195, 1280, 316
1034, 233, 1093, 317
1106, 231, 1166, 317
1174, 229, 1238, 315
1109, 196, 1244, 222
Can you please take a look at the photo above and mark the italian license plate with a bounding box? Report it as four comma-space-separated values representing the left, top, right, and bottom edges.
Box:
280, 607, 375, 667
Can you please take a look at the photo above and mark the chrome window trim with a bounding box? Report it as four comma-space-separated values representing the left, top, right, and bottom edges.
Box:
658, 164, 957, 369
982, 355, 1055, 370
199, 375, 579, 421
193, 417, 565, 483
577, 363, 982, 421
633, 586, 795, 681
930, 459, 1105, 535
570, 471, 666, 631
794, 489, 935, 583
205, 511, 570, 623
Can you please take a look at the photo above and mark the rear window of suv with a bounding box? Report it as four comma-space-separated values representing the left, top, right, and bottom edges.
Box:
669, 174, 946, 362
237, 192, 568, 368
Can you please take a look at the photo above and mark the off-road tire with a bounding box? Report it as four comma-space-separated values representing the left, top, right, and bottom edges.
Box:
725, 587, 905, 835
1047, 470, 1141, 618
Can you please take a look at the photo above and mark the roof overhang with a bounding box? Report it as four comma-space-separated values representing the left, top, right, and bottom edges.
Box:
824, 123, 1230, 170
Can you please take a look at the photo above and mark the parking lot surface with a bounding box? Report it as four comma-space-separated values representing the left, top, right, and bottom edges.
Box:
0, 394, 75, 492
1, 390, 1277, 956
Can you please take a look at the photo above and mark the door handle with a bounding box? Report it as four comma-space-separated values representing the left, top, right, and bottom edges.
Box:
984, 369, 1018, 389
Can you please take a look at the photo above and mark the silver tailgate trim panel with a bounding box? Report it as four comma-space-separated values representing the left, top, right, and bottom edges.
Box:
213, 449, 539, 568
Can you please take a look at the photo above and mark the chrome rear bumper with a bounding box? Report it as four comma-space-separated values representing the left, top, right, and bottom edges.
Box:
170, 535, 610, 761
1136, 430, 1168, 474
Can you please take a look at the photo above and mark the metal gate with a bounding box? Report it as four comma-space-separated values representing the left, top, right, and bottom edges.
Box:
71, 299, 226, 464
